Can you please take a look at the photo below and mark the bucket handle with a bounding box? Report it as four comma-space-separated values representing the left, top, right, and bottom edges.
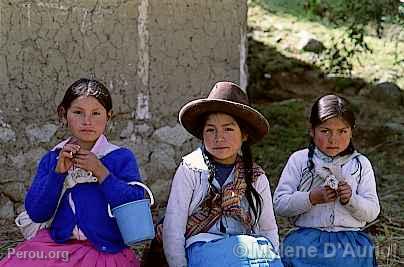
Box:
108, 181, 154, 218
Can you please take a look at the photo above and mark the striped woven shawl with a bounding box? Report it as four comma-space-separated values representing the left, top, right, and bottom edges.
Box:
185, 158, 264, 238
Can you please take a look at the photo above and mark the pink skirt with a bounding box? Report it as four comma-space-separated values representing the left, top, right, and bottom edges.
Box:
0, 229, 140, 267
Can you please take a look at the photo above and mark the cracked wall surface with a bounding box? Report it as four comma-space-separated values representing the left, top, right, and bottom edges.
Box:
0, 0, 247, 218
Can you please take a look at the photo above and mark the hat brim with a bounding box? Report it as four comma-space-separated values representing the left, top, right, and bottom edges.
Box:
179, 99, 270, 144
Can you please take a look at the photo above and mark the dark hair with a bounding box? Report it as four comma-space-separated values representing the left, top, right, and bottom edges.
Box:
201, 114, 263, 225
307, 94, 356, 174
240, 142, 263, 225
57, 78, 112, 121
310, 94, 355, 129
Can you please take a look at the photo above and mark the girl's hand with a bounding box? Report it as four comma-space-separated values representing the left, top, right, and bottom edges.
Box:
309, 186, 337, 205
337, 181, 352, 205
55, 142, 81, 174
73, 149, 110, 182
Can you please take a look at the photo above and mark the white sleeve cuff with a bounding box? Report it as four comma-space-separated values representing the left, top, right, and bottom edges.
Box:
290, 191, 313, 214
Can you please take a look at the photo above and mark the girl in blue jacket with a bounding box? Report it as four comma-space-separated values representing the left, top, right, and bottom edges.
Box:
1, 78, 143, 267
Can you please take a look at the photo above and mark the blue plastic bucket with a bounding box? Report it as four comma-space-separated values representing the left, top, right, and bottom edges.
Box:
108, 181, 155, 245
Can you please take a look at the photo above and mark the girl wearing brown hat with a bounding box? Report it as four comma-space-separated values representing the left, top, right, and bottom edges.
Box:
162, 81, 283, 267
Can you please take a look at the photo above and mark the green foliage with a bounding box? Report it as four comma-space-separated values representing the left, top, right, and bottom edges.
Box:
303, 0, 401, 27
249, 0, 305, 17
318, 0, 400, 76
320, 27, 372, 76
250, 0, 403, 77
312, 0, 402, 76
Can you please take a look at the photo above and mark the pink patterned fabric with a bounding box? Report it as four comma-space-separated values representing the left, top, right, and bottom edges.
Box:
0, 230, 140, 267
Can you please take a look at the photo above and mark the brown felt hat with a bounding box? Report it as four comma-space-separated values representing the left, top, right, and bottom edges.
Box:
179, 81, 269, 144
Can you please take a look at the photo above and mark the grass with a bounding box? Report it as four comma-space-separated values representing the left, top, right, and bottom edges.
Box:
248, 1, 404, 88
252, 99, 308, 180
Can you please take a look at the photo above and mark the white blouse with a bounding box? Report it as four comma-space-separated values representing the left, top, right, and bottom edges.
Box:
273, 148, 380, 231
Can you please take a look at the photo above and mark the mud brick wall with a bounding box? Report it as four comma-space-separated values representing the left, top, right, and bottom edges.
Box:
0, 0, 247, 218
